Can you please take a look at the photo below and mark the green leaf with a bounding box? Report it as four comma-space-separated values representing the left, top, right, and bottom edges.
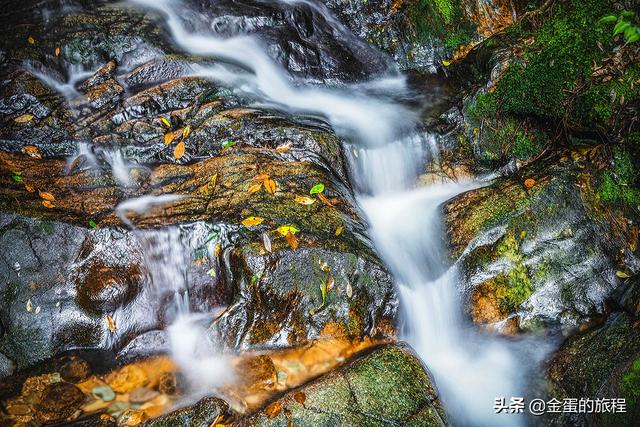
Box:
621, 11, 636, 18
599, 15, 618, 23
613, 21, 631, 36
624, 27, 640, 43
11, 173, 23, 183
221, 140, 236, 148
88, 220, 97, 228
309, 183, 325, 195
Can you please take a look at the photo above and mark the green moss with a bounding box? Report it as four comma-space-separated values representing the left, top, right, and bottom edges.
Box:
598, 148, 640, 206
407, 0, 475, 50
493, 232, 534, 311
623, 358, 640, 407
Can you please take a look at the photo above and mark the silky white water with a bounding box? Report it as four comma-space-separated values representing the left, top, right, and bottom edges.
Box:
119, 0, 536, 423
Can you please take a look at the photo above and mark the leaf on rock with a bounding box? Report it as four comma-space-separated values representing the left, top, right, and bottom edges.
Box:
309, 183, 325, 195
285, 232, 299, 250
14, 114, 34, 123
39, 191, 55, 201
262, 232, 272, 253
277, 225, 299, 236
524, 178, 536, 189
346, 282, 353, 298
242, 216, 264, 227
318, 193, 333, 206
42, 200, 55, 208
106, 315, 116, 333
265, 401, 283, 419
253, 174, 269, 182
264, 178, 277, 194
335, 226, 344, 236
27, 36, 35, 45
174, 141, 185, 159
294, 195, 315, 205
616, 271, 631, 279
182, 125, 191, 139
210, 173, 218, 191
326, 275, 334, 292
248, 183, 262, 194
160, 117, 171, 128
164, 131, 175, 145
293, 392, 306, 404
88, 220, 97, 228
221, 140, 236, 148
12, 172, 23, 183
55, 47, 61, 56
22, 145, 42, 158
26, 298, 33, 312
24, 184, 35, 193
275, 143, 291, 153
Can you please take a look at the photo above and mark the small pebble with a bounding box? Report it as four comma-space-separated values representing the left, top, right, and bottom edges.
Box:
92, 385, 116, 402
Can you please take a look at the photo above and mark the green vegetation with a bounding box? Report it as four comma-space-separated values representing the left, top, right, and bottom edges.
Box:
623, 358, 640, 407
600, 10, 640, 44
494, 232, 533, 311
598, 147, 640, 206
407, 0, 476, 51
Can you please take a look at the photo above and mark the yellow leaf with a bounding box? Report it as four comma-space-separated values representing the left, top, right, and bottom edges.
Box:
39, 191, 55, 201
55, 47, 61, 56
106, 315, 116, 332
318, 193, 333, 206
616, 271, 631, 279
326, 275, 334, 292
160, 117, 171, 127
27, 36, 35, 45
26, 298, 32, 312
294, 195, 315, 205
42, 200, 54, 208
524, 178, 536, 189
247, 183, 262, 193
275, 143, 291, 153
214, 243, 221, 257
335, 226, 344, 236
164, 131, 175, 145
210, 173, 218, 190
242, 216, 264, 227
24, 184, 35, 193
182, 125, 191, 139
174, 141, 185, 159
285, 232, 299, 250
442, 60, 451, 67
253, 174, 269, 182
14, 114, 34, 123
264, 178, 277, 194
22, 145, 41, 159
277, 225, 299, 236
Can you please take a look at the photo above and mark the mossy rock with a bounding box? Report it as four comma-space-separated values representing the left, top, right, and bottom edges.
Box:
235, 344, 447, 426
143, 396, 229, 427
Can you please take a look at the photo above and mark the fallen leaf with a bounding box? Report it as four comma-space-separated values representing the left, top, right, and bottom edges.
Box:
262, 232, 272, 253
206, 268, 216, 278
310, 183, 325, 195
24, 184, 35, 193
88, 220, 97, 228
524, 178, 536, 189
285, 232, 299, 250
106, 315, 116, 332
335, 226, 344, 236
42, 200, 55, 208
210, 173, 218, 190
26, 298, 33, 312
242, 164, 257, 169
265, 401, 283, 419
616, 271, 631, 279
248, 183, 262, 194
55, 47, 61, 56
221, 140, 236, 148
12, 172, 23, 183
275, 143, 292, 153
264, 178, 277, 194
242, 216, 264, 227
346, 282, 353, 298
182, 125, 191, 139
174, 141, 185, 159
22, 145, 42, 158
34, 306, 41, 315
27, 36, 35, 45
214, 243, 221, 256
39, 191, 55, 201
326, 275, 334, 292
442, 59, 451, 67
294, 195, 315, 205
318, 193, 333, 206
293, 392, 306, 404
14, 114, 34, 123
253, 174, 269, 182
277, 225, 299, 236
160, 117, 171, 128
164, 131, 175, 145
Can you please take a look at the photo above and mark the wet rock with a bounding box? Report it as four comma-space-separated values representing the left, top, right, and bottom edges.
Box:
235, 344, 447, 426
143, 396, 229, 427
75, 261, 144, 314
106, 365, 148, 393
58, 355, 92, 383
444, 157, 630, 334
34, 381, 85, 423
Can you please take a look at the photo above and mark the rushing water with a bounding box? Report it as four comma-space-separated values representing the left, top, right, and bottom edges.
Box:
29, 0, 545, 423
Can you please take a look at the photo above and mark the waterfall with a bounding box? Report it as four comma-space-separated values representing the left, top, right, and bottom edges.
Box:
119, 0, 539, 423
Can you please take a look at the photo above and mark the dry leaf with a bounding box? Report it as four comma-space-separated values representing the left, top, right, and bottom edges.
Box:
294, 195, 315, 205
42, 200, 55, 208
55, 47, 61, 56
253, 174, 269, 182
174, 141, 185, 159
262, 232, 272, 253
214, 243, 222, 257
182, 125, 191, 139
275, 143, 292, 153
26, 298, 33, 312
241, 164, 257, 169
22, 145, 42, 158
242, 216, 264, 227
264, 178, 277, 194
39, 191, 55, 201
346, 282, 353, 298
27, 36, 35, 45
616, 271, 631, 279
265, 401, 283, 419
335, 226, 344, 236
326, 276, 334, 292
285, 232, 299, 250
160, 117, 171, 127
14, 114, 34, 123
34, 306, 41, 315
293, 391, 306, 404
24, 184, 35, 193
248, 183, 262, 194
164, 131, 175, 145
318, 193, 333, 206
524, 178, 536, 189
106, 315, 116, 332
210, 173, 218, 190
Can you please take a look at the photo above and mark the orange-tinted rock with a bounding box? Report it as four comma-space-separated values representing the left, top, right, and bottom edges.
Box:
34, 382, 85, 423
76, 261, 143, 314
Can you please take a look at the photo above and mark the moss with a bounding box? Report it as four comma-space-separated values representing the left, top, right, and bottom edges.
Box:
493, 232, 534, 311
598, 147, 640, 206
623, 358, 640, 407
407, 0, 475, 51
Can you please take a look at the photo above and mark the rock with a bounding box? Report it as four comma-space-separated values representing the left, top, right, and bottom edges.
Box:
129, 387, 159, 404
75, 261, 144, 314
235, 344, 447, 426
33, 382, 85, 423
443, 157, 630, 334
58, 355, 92, 383
92, 385, 116, 402
142, 396, 229, 427
106, 365, 148, 393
